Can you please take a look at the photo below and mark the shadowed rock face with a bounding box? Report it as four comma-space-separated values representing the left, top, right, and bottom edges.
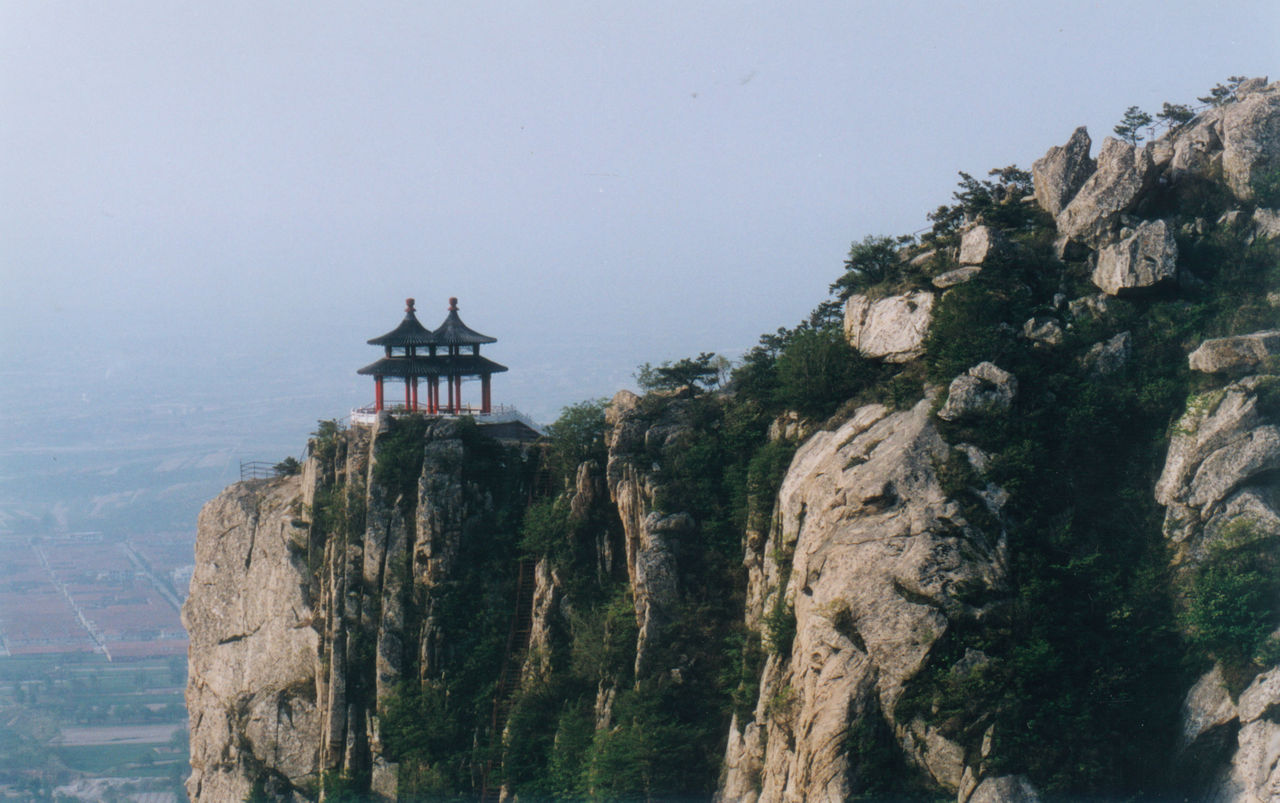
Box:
1158, 370, 1280, 801
604, 389, 696, 678
719, 397, 1016, 802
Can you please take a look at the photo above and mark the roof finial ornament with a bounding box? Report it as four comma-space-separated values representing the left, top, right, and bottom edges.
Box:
449, 296, 459, 311
406, 298, 415, 313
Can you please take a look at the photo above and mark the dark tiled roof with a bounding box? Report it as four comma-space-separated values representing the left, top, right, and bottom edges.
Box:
432, 297, 497, 345
367, 299, 438, 347
356, 356, 438, 377
357, 354, 508, 377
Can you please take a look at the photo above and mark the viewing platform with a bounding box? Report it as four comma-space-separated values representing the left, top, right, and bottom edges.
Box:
348, 402, 542, 434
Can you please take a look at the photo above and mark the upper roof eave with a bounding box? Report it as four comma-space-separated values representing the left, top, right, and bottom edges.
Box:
366, 299, 438, 347
432, 298, 497, 345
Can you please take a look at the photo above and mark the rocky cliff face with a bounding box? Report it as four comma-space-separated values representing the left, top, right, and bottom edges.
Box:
187, 78, 1280, 802
185, 416, 537, 801
184, 475, 321, 802
720, 396, 1021, 802
1158, 358, 1280, 802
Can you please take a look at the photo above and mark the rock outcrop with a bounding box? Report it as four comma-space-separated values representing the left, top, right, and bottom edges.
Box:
1032, 126, 1095, 216
937, 362, 1018, 421
932, 266, 982, 289
1082, 330, 1132, 375
1158, 363, 1280, 801
844, 291, 935, 363
1091, 218, 1179, 295
720, 396, 1014, 802
958, 225, 1008, 267
1188, 330, 1280, 375
1156, 375, 1280, 553
1169, 113, 1225, 182
1222, 81, 1280, 201
1021, 316, 1064, 346
1055, 138, 1158, 247
604, 389, 694, 676
1252, 207, 1280, 242
184, 476, 321, 802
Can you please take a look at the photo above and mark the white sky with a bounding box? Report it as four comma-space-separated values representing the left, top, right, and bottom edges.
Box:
1, 1, 1277, 438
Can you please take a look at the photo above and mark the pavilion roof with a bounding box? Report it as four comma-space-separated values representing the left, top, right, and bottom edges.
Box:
367, 298, 438, 347
357, 353, 509, 378
433, 297, 497, 345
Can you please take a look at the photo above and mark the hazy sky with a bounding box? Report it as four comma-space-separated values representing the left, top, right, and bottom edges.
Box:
1, 2, 1278, 531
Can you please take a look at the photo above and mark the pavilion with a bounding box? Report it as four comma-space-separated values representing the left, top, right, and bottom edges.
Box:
357, 297, 508, 415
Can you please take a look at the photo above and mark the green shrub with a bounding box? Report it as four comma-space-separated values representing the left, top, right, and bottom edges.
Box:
763, 598, 795, 657
544, 398, 608, 484
1184, 520, 1280, 672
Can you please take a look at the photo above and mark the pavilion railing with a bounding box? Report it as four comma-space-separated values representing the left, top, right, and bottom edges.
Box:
349, 403, 542, 433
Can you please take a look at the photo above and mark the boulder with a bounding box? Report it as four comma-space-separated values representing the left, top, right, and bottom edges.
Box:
843, 291, 935, 363
959, 225, 1009, 266
1251, 207, 1280, 242
909, 248, 939, 267
1032, 126, 1095, 216
1067, 293, 1111, 322
1218, 209, 1246, 229
968, 775, 1041, 803
1083, 331, 1132, 375
1091, 219, 1178, 295
1169, 110, 1225, 181
1022, 316, 1064, 346
1222, 81, 1280, 201
1188, 330, 1280, 375
1056, 138, 1159, 246
932, 266, 982, 289
937, 362, 1018, 421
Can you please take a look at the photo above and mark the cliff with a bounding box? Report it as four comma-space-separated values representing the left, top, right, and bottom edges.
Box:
185, 78, 1280, 802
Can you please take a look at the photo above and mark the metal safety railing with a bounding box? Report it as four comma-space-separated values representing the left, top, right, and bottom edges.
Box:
239, 460, 277, 481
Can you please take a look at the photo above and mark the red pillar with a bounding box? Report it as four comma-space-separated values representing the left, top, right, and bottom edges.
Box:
404, 377, 411, 410
411, 377, 419, 411
446, 373, 455, 413
481, 374, 491, 414
455, 375, 463, 412
375, 376, 384, 411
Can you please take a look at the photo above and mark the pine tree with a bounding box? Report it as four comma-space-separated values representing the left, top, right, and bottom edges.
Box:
1113, 106, 1153, 146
